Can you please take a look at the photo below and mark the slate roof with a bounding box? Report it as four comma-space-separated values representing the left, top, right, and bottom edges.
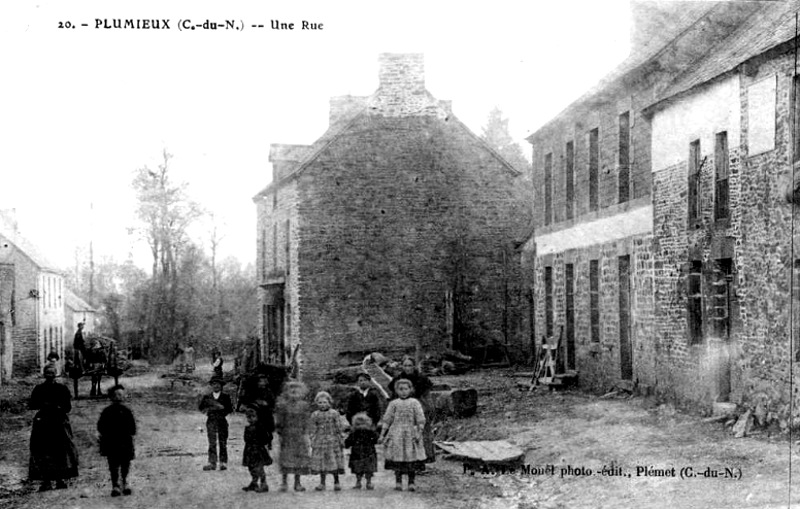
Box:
269, 144, 313, 164
0, 212, 62, 273
252, 110, 365, 200
527, 1, 718, 140
65, 288, 96, 312
591, 1, 718, 95
253, 89, 521, 201
648, 0, 799, 110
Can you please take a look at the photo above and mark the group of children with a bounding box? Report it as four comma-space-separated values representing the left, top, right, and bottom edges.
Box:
92, 370, 427, 497
200, 371, 428, 494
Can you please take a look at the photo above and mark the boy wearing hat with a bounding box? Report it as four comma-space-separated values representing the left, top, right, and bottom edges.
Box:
199, 377, 232, 471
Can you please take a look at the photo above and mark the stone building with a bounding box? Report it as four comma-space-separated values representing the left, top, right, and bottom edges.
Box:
642, 0, 800, 423
524, 2, 761, 394
65, 288, 99, 347
0, 211, 66, 378
253, 53, 531, 377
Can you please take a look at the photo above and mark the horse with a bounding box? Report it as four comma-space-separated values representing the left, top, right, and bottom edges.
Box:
67, 336, 121, 399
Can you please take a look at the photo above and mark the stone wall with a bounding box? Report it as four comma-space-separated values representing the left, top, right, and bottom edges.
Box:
735, 49, 797, 425
649, 47, 800, 422
295, 114, 530, 377
2, 242, 43, 376
255, 180, 300, 367
533, 231, 654, 392
526, 58, 659, 393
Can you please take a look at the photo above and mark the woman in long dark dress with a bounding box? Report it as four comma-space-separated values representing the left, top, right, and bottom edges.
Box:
388, 356, 436, 464
28, 364, 79, 491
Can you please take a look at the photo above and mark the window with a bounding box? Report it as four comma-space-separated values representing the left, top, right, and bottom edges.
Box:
261, 229, 267, 279
566, 141, 575, 220
272, 224, 278, 270
285, 303, 292, 342
285, 219, 291, 274
715, 132, 730, 221
688, 140, 701, 223
794, 75, 800, 162
688, 260, 703, 344
618, 111, 631, 203
10, 288, 15, 326
794, 260, 800, 359
262, 304, 269, 359
544, 153, 553, 226
565, 263, 575, 369
589, 129, 599, 212
590, 259, 600, 342
545, 266, 553, 338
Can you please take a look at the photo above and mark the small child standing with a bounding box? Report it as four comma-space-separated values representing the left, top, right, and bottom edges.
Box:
211, 348, 223, 379
241, 406, 272, 493
309, 391, 345, 491
379, 378, 426, 492
274, 381, 311, 492
344, 412, 378, 490
198, 377, 232, 471
97, 384, 136, 497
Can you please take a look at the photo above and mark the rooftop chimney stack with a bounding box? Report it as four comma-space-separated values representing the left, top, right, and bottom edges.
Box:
371, 53, 447, 118
378, 53, 425, 93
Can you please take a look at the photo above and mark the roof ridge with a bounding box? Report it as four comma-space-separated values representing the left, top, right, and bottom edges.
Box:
527, 2, 733, 140
252, 103, 370, 200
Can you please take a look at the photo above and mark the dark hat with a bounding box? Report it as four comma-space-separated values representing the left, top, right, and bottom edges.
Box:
209, 376, 224, 386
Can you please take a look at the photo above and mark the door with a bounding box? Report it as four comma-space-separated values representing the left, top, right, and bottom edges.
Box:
266, 305, 285, 364
618, 255, 633, 380
565, 264, 576, 370
712, 258, 733, 401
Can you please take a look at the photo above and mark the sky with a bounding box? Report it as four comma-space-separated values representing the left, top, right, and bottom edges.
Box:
1, 0, 631, 273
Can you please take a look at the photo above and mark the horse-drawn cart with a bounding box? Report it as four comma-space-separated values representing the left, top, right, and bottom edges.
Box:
66, 334, 124, 399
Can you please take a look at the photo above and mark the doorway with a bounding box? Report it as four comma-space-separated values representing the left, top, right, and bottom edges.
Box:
618, 255, 633, 380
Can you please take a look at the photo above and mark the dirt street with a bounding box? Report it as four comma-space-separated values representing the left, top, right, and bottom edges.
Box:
0, 368, 488, 509
1, 367, 798, 509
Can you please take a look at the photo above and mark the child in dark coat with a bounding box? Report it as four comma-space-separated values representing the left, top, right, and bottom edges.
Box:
198, 377, 233, 471
97, 384, 136, 497
241, 406, 272, 493
345, 373, 383, 428
344, 412, 378, 490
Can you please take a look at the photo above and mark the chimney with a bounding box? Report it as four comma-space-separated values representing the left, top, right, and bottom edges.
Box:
0, 209, 19, 234
378, 53, 425, 94
269, 144, 311, 181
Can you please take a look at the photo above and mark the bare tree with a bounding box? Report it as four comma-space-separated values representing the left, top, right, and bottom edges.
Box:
131, 150, 200, 359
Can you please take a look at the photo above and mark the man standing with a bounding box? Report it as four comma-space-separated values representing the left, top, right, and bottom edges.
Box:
199, 377, 232, 471
73, 322, 86, 372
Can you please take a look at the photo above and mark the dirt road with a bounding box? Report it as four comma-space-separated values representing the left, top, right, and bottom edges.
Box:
0, 370, 487, 509
1, 367, 798, 508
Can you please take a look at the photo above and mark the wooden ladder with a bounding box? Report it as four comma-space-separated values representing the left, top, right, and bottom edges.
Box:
530, 327, 562, 391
